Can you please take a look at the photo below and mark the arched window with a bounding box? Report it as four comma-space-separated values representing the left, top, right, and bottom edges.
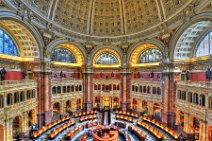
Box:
139, 86, 142, 93
143, 86, 147, 93
52, 87, 56, 94
182, 91, 186, 101
157, 87, 161, 95
113, 84, 116, 90
51, 48, 76, 63
195, 30, 212, 57
94, 84, 98, 90
0, 95, 4, 108
63, 86, 66, 93
209, 96, 212, 110
27, 90, 31, 99
117, 84, 119, 90
199, 94, 205, 107
14, 92, 19, 103
71, 85, 74, 92
135, 86, 138, 92
7, 94, 13, 106
152, 87, 156, 94
96, 53, 118, 65
32, 89, 36, 98
67, 86, 70, 93
75, 85, 78, 91
79, 85, 82, 91
132, 85, 134, 91
57, 86, 61, 94
188, 92, 192, 103
0, 29, 19, 56
98, 84, 101, 90
138, 49, 162, 63
193, 93, 199, 104
20, 91, 25, 102
147, 86, 150, 94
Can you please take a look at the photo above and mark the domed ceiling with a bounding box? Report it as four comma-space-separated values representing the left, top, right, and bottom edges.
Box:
6, 0, 205, 40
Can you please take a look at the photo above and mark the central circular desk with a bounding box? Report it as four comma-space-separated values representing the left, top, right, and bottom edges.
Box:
92, 125, 119, 141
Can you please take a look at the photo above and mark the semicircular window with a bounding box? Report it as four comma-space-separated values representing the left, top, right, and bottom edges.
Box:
195, 30, 212, 57
51, 48, 76, 63
96, 53, 118, 65
138, 49, 162, 63
0, 29, 19, 56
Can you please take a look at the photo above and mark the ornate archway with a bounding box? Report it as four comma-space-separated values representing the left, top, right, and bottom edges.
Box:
12, 116, 22, 139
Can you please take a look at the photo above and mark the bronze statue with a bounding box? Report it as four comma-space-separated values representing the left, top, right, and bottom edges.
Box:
206, 68, 211, 81
60, 71, 63, 78
0, 67, 7, 81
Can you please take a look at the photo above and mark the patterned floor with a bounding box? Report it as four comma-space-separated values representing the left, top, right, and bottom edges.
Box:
30, 111, 178, 141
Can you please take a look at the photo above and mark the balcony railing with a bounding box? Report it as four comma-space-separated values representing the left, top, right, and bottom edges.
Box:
177, 81, 212, 88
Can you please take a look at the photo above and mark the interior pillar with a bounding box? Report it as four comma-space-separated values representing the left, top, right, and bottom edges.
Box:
5, 119, 12, 141
34, 71, 52, 127
120, 69, 131, 110
161, 71, 178, 127
83, 68, 93, 111
71, 98, 76, 111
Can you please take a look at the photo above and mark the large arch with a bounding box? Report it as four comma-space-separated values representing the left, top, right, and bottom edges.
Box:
0, 9, 44, 58
46, 39, 86, 67
12, 115, 22, 139
170, 12, 212, 61
127, 39, 166, 67
89, 46, 123, 68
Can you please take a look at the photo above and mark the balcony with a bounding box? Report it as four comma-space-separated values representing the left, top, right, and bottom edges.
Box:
175, 99, 207, 121
177, 81, 212, 89
0, 98, 37, 119
51, 79, 83, 85
0, 79, 37, 92
131, 92, 162, 103
52, 92, 83, 100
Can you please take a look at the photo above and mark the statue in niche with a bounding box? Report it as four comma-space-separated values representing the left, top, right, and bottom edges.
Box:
150, 72, 154, 78
206, 68, 212, 81
22, 70, 27, 79
186, 71, 190, 81
60, 71, 63, 78
0, 67, 7, 81
137, 72, 140, 78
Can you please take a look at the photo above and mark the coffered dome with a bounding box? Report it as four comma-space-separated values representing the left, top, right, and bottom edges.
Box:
10, 0, 202, 39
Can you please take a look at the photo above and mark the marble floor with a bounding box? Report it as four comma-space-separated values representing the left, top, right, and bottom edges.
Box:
28, 111, 178, 141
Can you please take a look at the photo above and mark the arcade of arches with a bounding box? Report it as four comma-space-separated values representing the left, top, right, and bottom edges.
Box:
0, 0, 212, 141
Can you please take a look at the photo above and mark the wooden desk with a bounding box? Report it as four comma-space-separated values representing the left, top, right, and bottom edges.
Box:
86, 120, 98, 128
80, 133, 88, 141
142, 117, 179, 139
65, 125, 84, 141
31, 116, 70, 139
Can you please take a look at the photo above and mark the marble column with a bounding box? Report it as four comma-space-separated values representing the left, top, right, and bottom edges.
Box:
161, 71, 178, 127
120, 69, 131, 110
71, 98, 77, 111
83, 69, 93, 111
184, 113, 191, 133
5, 119, 12, 141
34, 71, 52, 127
21, 112, 28, 133
148, 101, 153, 115
199, 121, 207, 141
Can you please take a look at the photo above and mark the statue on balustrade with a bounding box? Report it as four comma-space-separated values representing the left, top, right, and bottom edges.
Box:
60, 71, 63, 78
22, 70, 27, 79
206, 68, 212, 81
186, 71, 190, 81
0, 67, 7, 81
